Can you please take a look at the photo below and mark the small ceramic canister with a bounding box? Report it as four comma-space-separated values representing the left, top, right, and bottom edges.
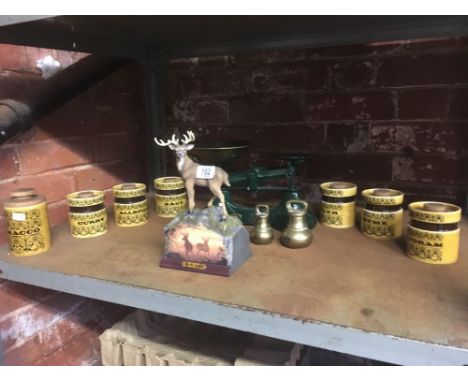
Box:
361, 188, 404, 239
112, 183, 148, 227
407, 201, 461, 265
67, 190, 107, 238
320, 182, 357, 229
3, 188, 51, 256
154, 177, 187, 218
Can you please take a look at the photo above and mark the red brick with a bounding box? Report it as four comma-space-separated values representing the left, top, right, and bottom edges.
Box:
330, 60, 377, 89
392, 155, 468, 184
0, 282, 57, 317
94, 133, 144, 163
47, 201, 69, 227
0, 44, 31, 72
18, 138, 94, 175
371, 122, 468, 154
36, 331, 101, 366
250, 61, 328, 93
326, 123, 370, 152
0, 170, 75, 206
448, 88, 468, 120
398, 89, 449, 120
0, 292, 85, 350
170, 99, 229, 123
0, 147, 19, 179
74, 160, 144, 191
230, 97, 303, 123
0, 72, 41, 98
378, 53, 468, 87
305, 152, 394, 181
305, 92, 395, 121
230, 49, 307, 67
170, 68, 249, 98
194, 123, 325, 152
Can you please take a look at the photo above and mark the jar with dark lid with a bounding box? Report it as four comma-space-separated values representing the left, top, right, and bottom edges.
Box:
3, 188, 51, 256
320, 182, 357, 229
66, 190, 107, 238
361, 188, 404, 239
112, 183, 148, 227
407, 201, 461, 264
154, 177, 187, 218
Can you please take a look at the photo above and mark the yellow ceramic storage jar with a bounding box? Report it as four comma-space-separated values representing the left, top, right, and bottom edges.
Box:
361, 188, 404, 239
154, 177, 187, 218
3, 188, 51, 256
407, 201, 461, 265
67, 190, 107, 238
320, 182, 357, 229
112, 183, 148, 227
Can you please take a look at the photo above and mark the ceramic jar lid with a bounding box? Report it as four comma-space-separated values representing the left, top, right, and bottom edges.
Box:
112, 183, 146, 198
4, 188, 45, 208
320, 182, 357, 198
362, 188, 404, 206
409, 201, 461, 224
154, 177, 185, 191
67, 190, 105, 207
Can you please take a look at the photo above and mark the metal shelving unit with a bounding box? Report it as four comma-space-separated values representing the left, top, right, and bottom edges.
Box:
1, 16, 468, 365
1, 213, 468, 365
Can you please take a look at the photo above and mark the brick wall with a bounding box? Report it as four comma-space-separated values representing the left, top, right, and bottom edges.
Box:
0, 44, 144, 365
167, 36, 468, 208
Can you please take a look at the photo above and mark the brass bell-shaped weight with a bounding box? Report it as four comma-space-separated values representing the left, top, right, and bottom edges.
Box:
250, 204, 274, 245
281, 199, 313, 249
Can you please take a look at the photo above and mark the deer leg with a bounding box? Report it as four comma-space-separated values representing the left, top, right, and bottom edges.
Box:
185, 180, 195, 213
210, 185, 228, 219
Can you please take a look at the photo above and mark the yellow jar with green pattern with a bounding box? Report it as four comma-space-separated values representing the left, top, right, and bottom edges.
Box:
154, 177, 187, 218
112, 183, 148, 227
407, 201, 461, 265
320, 182, 357, 229
67, 190, 107, 238
4, 188, 51, 256
361, 188, 404, 239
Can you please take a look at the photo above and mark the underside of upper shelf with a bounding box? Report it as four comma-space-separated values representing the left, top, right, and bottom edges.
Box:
0, 15, 468, 58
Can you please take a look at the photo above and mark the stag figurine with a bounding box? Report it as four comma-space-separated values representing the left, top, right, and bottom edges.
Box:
154, 131, 231, 219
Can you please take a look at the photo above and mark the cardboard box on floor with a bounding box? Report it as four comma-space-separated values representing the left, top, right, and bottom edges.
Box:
99, 310, 302, 366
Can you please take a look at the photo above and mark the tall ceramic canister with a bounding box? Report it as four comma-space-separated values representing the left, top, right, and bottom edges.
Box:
407, 201, 461, 264
3, 188, 51, 256
112, 183, 148, 227
320, 182, 357, 229
361, 188, 404, 239
154, 177, 187, 218
67, 190, 107, 238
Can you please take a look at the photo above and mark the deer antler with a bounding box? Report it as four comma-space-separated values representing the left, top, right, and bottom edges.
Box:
154, 134, 179, 147
181, 130, 196, 145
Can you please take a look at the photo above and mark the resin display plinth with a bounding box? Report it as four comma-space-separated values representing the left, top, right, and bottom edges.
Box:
160, 207, 252, 277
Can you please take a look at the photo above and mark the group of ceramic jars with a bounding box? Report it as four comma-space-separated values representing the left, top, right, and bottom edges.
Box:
318, 181, 462, 264
66, 183, 148, 239
250, 200, 313, 249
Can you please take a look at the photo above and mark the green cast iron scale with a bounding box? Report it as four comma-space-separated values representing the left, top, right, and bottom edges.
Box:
189, 142, 316, 231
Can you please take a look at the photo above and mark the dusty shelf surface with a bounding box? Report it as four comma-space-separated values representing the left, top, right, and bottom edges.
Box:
1, 210, 468, 351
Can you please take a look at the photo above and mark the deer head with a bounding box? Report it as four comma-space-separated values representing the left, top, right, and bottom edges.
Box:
154, 131, 196, 160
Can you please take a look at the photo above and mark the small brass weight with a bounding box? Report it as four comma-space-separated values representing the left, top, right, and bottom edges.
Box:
281, 199, 312, 249
250, 204, 274, 244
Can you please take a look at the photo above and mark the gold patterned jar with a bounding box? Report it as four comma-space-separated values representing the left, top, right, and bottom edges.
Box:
320, 182, 357, 229
407, 201, 461, 265
361, 188, 404, 239
67, 190, 107, 238
112, 183, 148, 227
154, 177, 187, 218
3, 188, 51, 256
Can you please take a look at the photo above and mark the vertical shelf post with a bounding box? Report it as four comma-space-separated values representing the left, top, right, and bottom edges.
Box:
143, 52, 169, 186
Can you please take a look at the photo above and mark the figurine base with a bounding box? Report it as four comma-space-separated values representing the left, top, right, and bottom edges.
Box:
160, 207, 252, 277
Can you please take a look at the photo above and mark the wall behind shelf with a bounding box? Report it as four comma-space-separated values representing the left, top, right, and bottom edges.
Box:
0, 44, 144, 365
166, 36, 468, 208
